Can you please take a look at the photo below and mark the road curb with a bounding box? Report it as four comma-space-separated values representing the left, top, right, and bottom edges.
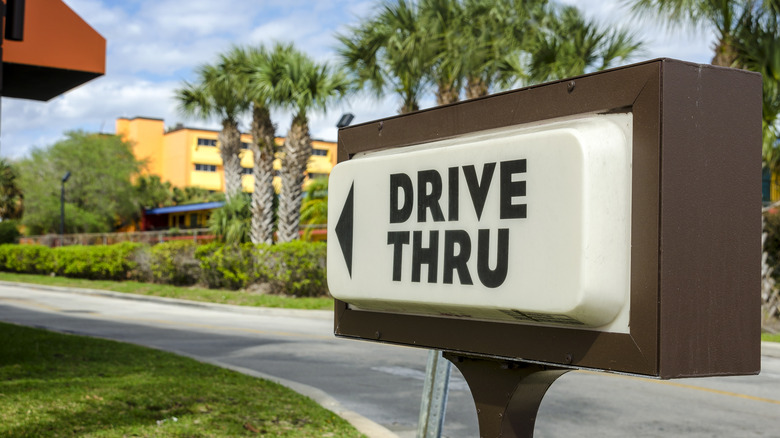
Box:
0, 280, 333, 320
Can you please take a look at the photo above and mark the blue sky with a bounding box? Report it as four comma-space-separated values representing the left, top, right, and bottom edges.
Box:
0, 0, 714, 160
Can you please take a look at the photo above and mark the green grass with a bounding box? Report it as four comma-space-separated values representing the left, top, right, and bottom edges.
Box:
762, 332, 780, 343
0, 272, 333, 310
0, 322, 364, 437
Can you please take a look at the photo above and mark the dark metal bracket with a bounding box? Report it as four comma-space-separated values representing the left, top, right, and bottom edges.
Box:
444, 352, 569, 437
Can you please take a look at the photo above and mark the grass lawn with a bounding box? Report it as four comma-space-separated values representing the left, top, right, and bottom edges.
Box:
0, 322, 363, 437
0, 272, 333, 310
762, 332, 780, 343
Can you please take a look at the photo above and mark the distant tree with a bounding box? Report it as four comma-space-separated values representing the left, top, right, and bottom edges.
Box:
17, 131, 141, 234
171, 186, 225, 205
134, 175, 174, 209
0, 159, 23, 220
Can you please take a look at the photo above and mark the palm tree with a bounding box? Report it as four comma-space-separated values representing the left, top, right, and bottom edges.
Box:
338, 0, 434, 113
527, 5, 643, 84
175, 59, 249, 202
276, 50, 350, 242
226, 44, 294, 244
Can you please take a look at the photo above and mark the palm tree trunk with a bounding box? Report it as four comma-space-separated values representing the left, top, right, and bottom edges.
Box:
277, 114, 311, 242
249, 104, 277, 245
465, 76, 489, 99
219, 119, 243, 202
436, 82, 460, 105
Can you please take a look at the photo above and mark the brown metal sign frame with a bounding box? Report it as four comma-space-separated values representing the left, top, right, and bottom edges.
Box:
333, 58, 762, 379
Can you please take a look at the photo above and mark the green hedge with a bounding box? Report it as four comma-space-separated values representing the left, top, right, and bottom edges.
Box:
0, 240, 329, 296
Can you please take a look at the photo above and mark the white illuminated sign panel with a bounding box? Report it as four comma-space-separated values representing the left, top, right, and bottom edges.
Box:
328, 114, 633, 332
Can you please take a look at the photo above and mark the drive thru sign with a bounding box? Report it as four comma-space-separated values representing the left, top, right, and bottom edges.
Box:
329, 114, 633, 331
329, 59, 761, 380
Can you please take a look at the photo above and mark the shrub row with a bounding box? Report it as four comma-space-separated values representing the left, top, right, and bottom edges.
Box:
0, 240, 329, 297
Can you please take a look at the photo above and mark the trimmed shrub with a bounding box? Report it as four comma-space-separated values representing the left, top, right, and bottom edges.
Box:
0, 244, 54, 274
195, 242, 257, 290
51, 242, 142, 280
263, 241, 328, 297
148, 240, 200, 285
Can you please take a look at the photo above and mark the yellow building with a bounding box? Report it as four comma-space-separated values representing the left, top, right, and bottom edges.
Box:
116, 117, 337, 193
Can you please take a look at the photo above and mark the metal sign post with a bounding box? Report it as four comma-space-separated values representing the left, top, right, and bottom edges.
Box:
329, 59, 762, 437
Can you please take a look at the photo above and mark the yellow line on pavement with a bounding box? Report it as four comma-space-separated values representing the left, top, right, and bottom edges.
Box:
578, 370, 780, 406
0, 297, 61, 312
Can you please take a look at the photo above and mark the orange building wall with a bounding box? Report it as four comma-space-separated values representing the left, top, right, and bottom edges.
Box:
116, 117, 337, 193
116, 118, 165, 177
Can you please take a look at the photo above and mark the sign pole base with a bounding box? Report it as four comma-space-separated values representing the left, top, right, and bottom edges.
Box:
443, 353, 569, 438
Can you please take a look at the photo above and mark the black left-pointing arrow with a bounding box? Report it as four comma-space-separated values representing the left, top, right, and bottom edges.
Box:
335, 182, 354, 277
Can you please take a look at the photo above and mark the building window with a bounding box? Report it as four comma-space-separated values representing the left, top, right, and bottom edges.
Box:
194, 163, 217, 172
197, 138, 217, 147
241, 167, 252, 175
241, 142, 250, 149
308, 173, 328, 180
311, 148, 328, 156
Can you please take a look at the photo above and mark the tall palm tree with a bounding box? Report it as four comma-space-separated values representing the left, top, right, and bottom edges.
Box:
527, 5, 643, 84
226, 44, 294, 244
338, 0, 434, 113
175, 59, 249, 202
276, 50, 350, 242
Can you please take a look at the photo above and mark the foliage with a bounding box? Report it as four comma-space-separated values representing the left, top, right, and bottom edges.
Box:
526, 5, 643, 83
50, 242, 142, 281
0, 240, 330, 296
17, 131, 142, 235
133, 174, 174, 209
0, 322, 362, 437
262, 240, 328, 297
0, 220, 20, 244
195, 242, 259, 289
301, 177, 328, 240
208, 194, 252, 244
0, 159, 23, 220
146, 240, 201, 286
172, 186, 225, 205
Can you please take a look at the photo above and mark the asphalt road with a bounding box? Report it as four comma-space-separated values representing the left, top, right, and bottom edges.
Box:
0, 282, 778, 437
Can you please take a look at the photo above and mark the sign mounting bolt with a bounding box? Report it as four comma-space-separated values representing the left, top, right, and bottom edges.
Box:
567, 81, 576, 93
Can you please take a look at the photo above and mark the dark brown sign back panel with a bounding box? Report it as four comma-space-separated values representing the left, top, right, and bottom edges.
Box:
334, 59, 762, 379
